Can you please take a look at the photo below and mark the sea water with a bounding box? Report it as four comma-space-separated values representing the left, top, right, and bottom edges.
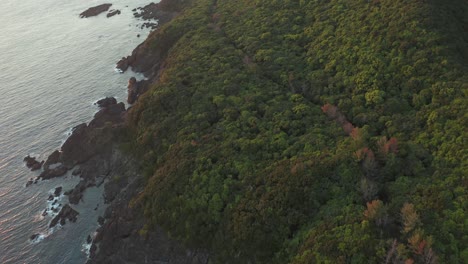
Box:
0, 0, 156, 263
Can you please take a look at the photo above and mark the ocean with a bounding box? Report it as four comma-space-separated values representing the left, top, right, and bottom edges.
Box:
0, 0, 155, 263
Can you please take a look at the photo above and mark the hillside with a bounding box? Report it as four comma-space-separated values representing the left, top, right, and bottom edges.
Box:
123, 0, 467, 263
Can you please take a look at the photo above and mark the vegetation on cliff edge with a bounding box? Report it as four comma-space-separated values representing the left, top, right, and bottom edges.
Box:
125, 0, 467, 263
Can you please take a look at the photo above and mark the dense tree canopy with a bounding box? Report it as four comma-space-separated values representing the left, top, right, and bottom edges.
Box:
124, 0, 467, 263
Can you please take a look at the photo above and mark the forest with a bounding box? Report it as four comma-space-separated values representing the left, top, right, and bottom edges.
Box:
122, 0, 467, 263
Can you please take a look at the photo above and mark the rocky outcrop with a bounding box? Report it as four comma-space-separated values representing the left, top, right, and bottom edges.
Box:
106, 9, 121, 18
43, 150, 60, 170
116, 0, 184, 77
95, 97, 117, 108
27, 97, 126, 210
87, 150, 209, 264
38, 165, 67, 180
88, 102, 125, 128
79, 4, 112, 18
49, 204, 79, 228
127, 77, 151, 104
23, 156, 43, 171
133, 2, 180, 24
40, 97, 124, 171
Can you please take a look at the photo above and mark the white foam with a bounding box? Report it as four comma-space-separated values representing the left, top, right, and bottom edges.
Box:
41, 188, 64, 220
64, 127, 74, 137
29, 223, 63, 244
30, 234, 46, 244
81, 241, 91, 257
81, 232, 96, 258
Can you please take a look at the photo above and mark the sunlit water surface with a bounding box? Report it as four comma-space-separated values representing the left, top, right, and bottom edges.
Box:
0, 1, 156, 263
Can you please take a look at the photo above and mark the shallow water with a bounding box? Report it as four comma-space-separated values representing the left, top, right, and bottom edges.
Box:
0, 1, 156, 263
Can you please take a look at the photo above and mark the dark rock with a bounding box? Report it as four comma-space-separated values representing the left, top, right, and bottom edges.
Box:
127, 77, 138, 104
107, 9, 121, 18
98, 216, 105, 226
30, 234, 40, 240
39, 165, 68, 180
127, 78, 151, 104
66, 180, 89, 204
133, 2, 179, 23
48, 195, 54, 201
104, 206, 112, 219
42, 210, 48, 216
60, 124, 94, 167
49, 204, 79, 228
87, 235, 92, 244
89, 243, 97, 258
95, 97, 117, 108
116, 57, 129, 72
43, 150, 60, 170
23, 155, 43, 171
116, 0, 180, 76
68, 191, 83, 205
79, 4, 112, 18
52, 200, 57, 206
26, 179, 34, 187
54, 186, 62, 197
88, 102, 126, 128
72, 167, 81, 176
141, 22, 158, 29
31, 161, 44, 171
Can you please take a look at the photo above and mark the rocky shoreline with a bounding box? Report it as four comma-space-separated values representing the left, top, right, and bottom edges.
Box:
26, 0, 209, 263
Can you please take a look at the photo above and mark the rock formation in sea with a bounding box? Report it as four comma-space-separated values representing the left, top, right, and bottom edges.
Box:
79, 4, 113, 18
23, 155, 43, 171
106, 9, 121, 18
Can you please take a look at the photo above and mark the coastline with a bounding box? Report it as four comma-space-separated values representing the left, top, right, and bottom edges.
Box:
26, 0, 208, 263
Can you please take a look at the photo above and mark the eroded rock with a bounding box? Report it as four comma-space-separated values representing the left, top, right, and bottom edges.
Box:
95, 97, 117, 108
107, 9, 121, 18
23, 156, 43, 171
39, 165, 68, 180
49, 204, 79, 228
79, 4, 112, 18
